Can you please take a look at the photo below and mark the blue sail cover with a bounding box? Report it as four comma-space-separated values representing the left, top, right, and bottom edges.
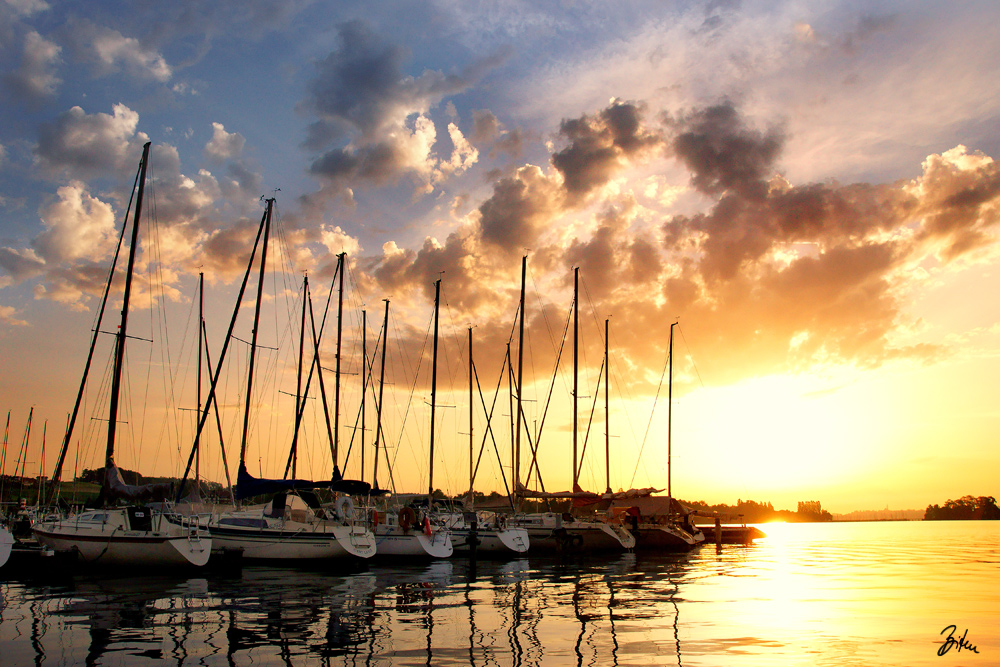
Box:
234, 463, 372, 500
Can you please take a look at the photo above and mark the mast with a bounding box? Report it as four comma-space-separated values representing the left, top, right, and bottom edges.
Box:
293, 274, 308, 478
38, 421, 46, 505
667, 321, 677, 514
16, 408, 33, 500
427, 278, 441, 510
239, 197, 273, 467
361, 309, 367, 481
104, 141, 150, 468
196, 272, 204, 486
0, 412, 8, 501
372, 299, 389, 490
468, 326, 473, 503
515, 256, 526, 491
572, 266, 579, 490
176, 199, 271, 501
333, 252, 346, 468
605, 318, 611, 494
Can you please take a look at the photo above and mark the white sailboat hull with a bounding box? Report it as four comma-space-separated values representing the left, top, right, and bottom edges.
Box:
0, 526, 13, 568
209, 514, 376, 560
32, 509, 211, 567
514, 513, 635, 552
372, 525, 453, 558
450, 527, 530, 553
633, 522, 704, 551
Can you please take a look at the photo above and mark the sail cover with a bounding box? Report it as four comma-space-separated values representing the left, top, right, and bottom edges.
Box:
104, 458, 174, 502
234, 463, 371, 500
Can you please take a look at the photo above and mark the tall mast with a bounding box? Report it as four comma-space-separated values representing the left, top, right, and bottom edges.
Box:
507, 342, 514, 492
515, 256, 526, 491
333, 252, 346, 467
427, 278, 441, 510
196, 272, 204, 485
361, 309, 367, 481
372, 299, 389, 490
572, 267, 579, 490
667, 321, 677, 513
50, 158, 142, 493
176, 199, 270, 501
38, 421, 46, 505
105, 141, 150, 467
605, 318, 611, 494
468, 326, 474, 503
1, 412, 9, 500
292, 274, 308, 478
239, 198, 273, 466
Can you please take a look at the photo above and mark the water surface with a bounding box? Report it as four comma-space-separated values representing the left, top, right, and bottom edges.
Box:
1, 521, 996, 665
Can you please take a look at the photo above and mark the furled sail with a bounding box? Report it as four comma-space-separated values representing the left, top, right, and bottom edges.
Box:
234, 463, 371, 500
103, 458, 174, 502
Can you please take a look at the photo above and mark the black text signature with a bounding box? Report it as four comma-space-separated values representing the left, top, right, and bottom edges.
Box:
938, 625, 980, 656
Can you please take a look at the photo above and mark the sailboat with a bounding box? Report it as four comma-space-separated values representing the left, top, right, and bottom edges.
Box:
32, 142, 212, 567
366, 283, 453, 558
510, 261, 635, 552
180, 209, 375, 562
612, 322, 704, 551
439, 326, 529, 555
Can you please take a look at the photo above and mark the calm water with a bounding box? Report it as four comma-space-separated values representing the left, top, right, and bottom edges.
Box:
1, 521, 996, 666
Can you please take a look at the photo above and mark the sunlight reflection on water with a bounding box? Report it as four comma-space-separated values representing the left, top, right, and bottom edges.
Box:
0, 521, 997, 666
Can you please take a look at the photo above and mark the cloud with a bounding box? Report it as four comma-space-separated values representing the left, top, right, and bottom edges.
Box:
34, 103, 145, 179
347, 100, 1000, 397
3, 30, 62, 101
33, 181, 116, 263
552, 99, 663, 201
309, 113, 438, 185
301, 20, 503, 202
0, 305, 28, 327
907, 146, 1000, 260
5, 0, 49, 18
669, 101, 784, 201
477, 165, 564, 254
204, 122, 246, 162
303, 20, 480, 145
65, 19, 171, 82
0, 247, 45, 282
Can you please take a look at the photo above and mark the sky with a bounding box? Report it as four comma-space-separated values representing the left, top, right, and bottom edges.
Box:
1, 0, 999, 515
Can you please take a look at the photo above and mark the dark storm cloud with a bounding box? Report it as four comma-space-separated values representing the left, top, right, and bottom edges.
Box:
477, 166, 562, 253
302, 20, 484, 148
34, 104, 148, 180
308, 139, 408, 183
669, 101, 783, 201
552, 100, 662, 200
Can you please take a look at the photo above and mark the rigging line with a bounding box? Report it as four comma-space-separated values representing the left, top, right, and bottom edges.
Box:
388, 303, 433, 487
522, 300, 572, 487
629, 347, 670, 489
378, 307, 415, 493
146, 176, 186, 472
676, 323, 706, 390
510, 352, 547, 495
579, 275, 605, 394
49, 167, 137, 489
578, 356, 605, 484
607, 320, 643, 488
470, 353, 514, 504
342, 318, 384, 466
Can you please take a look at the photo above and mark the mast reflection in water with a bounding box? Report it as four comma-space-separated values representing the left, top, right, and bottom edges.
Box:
1, 521, 998, 666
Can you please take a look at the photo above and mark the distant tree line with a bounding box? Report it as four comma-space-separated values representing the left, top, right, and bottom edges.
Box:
924, 495, 1000, 520
684, 498, 832, 522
